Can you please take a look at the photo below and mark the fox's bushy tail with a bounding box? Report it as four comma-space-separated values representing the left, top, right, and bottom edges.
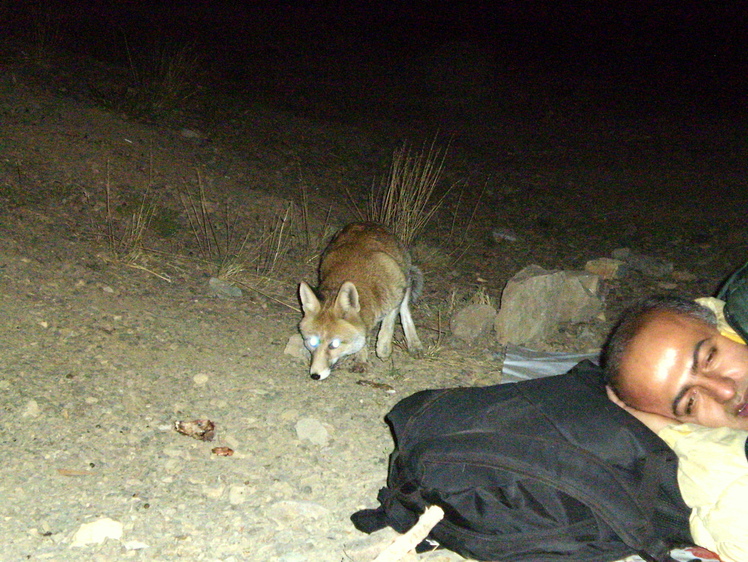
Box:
409, 265, 424, 304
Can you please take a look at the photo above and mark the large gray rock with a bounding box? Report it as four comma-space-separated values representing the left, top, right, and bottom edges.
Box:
495, 265, 603, 346
494, 265, 565, 345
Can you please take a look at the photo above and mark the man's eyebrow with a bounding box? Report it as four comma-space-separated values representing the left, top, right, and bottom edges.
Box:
670, 338, 707, 416
691, 338, 707, 374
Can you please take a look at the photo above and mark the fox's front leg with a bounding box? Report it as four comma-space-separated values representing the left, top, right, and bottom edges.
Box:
348, 346, 369, 373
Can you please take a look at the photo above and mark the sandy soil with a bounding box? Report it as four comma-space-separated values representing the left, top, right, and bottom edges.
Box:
1, 54, 746, 562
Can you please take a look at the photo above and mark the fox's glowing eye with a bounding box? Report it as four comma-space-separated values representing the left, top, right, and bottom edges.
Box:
307, 335, 320, 349
329, 338, 341, 349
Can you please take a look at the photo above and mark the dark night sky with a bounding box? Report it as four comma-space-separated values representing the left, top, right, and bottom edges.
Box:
16, 1, 748, 112
42, 1, 748, 71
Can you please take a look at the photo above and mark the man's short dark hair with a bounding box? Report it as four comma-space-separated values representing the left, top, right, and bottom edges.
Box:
600, 295, 718, 401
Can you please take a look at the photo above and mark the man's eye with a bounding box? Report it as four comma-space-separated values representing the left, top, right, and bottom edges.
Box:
705, 347, 716, 365
685, 394, 696, 416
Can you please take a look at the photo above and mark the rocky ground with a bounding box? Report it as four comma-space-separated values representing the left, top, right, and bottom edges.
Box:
1, 45, 747, 562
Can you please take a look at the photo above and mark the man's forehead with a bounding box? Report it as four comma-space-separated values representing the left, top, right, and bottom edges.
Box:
638, 310, 713, 336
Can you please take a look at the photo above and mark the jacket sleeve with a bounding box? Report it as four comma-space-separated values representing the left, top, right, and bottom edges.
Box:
658, 424, 748, 562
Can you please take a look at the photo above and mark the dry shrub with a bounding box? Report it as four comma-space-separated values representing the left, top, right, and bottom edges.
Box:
92, 40, 204, 116
180, 177, 295, 302
365, 138, 451, 245
101, 163, 172, 281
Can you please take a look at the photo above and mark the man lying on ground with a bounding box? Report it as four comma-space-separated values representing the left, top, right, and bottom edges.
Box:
602, 295, 748, 562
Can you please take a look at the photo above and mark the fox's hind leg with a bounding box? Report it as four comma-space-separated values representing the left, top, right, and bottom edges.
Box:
376, 307, 398, 359
399, 288, 423, 355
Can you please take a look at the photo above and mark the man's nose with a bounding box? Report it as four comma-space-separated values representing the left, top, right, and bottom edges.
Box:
700, 374, 737, 402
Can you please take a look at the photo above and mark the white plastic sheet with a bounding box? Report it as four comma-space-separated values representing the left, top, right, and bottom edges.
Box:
500, 344, 599, 383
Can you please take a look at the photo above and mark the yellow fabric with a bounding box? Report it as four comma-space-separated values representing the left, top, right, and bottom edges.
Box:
659, 424, 748, 562
695, 297, 746, 344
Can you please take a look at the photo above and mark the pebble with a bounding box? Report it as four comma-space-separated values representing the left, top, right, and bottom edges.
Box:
491, 228, 519, 243
284, 334, 309, 360
21, 399, 41, 418
295, 417, 330, 446
123, 540, 149, 550
266, 500, 330, 522
585, 257, 626, 280
202, 484, 226, 499
208, 277, 243, 299
611, 248, 673, 278
450, 303, 497, 342
70, 517, 123, 547
180, 128, 203, 139
228, 485, 249, 505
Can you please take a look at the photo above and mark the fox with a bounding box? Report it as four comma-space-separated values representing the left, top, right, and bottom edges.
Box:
298, 222, 424, 380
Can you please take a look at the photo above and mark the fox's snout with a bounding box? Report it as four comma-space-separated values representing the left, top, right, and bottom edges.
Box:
309, 359, 332, 380
308, 347, 336, 380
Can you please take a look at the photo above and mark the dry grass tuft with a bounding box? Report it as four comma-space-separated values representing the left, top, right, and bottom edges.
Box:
102, 162, 171, 281
180, 175, 252, 280
445, 181, 486, 267
363, 138, 452, 246
180, 175, 297, 307
469, 286, 493, 307
92, 40, 204, 116
24, 4, 61, 66
296, 166, 336, 258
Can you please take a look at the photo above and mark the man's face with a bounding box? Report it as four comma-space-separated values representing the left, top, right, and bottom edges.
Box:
618, 311, 748, 429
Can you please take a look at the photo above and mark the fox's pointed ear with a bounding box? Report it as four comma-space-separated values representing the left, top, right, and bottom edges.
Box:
298, 282, 320, 315
335, 281, 360, 314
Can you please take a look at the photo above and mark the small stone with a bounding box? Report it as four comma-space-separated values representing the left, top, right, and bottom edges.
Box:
123, 540, 149, 551
208, 277, 243, 299
284, 334, 309, 360
266, 500, 330, 522
70, 517, 123, 547
585, 258, 625, 280
193, 373, 209, 386
280, 409, 299, 421
202, 484, 226, 499
611, 248, 673, 277
180, 128, 203, 139
450, 303, 497, 342
228, 485, 249, 505
611, 248, 632, 260
672, 270, 697, 282
22, 399, 41, 418
295, 417, 330, 446
491, 228, 519, 243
